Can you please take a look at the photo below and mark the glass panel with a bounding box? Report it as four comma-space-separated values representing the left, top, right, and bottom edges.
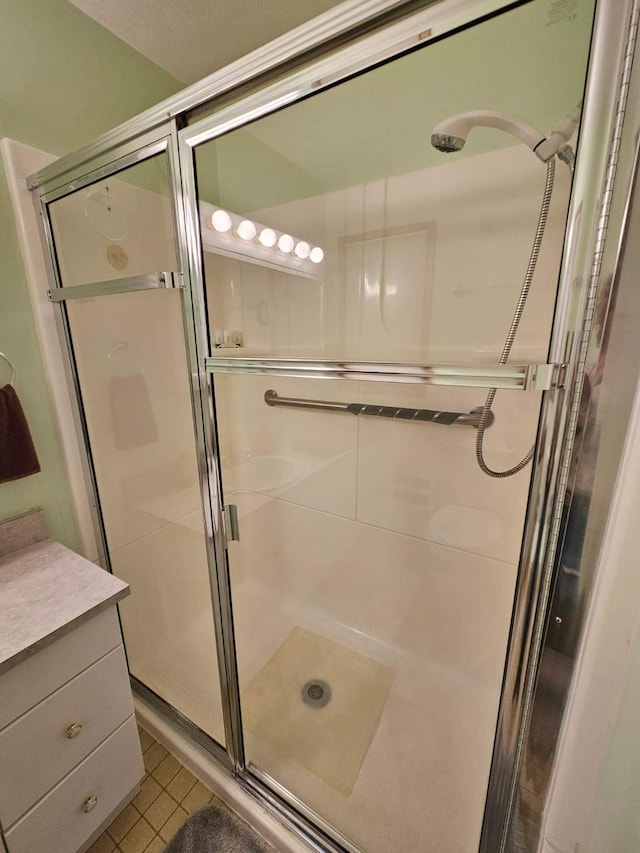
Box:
49, 154, 176, 287
66, 288, 225, 744
216, 373, 542, 850
195, 0, 595, 366
194, 0, 596, 849
48, 149, 225, 746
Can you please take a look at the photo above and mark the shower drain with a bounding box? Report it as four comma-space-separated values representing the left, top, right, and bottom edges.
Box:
302, 679, 331, 709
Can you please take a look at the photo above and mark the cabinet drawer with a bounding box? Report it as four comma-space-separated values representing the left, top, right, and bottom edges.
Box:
0, 646, 133, 827
4, 715, 143, 853
0, 607, 122, 729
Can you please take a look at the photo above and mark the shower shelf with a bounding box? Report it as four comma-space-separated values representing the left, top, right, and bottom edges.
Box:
264, 389, 493, 428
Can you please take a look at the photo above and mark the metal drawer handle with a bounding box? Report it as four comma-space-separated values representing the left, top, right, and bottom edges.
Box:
66, 721, 83, 739
82, 795, 98, 813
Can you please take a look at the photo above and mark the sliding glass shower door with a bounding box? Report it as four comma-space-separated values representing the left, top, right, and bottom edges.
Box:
45, 148, 227, 748
186, 1, 595, 850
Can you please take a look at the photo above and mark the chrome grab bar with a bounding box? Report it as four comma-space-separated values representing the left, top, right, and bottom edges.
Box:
264, 389, 494, 428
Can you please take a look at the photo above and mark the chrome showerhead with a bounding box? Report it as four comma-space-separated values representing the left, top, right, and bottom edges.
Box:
430, 133, 466, 153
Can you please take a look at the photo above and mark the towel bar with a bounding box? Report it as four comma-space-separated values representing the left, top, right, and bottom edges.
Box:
264, 389, 494, 428
0, 352, 15, 386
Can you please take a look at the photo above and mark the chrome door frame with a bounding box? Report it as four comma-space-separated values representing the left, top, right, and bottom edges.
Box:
483, 1, 640, 847
31, 124, 235, 772
27, 0, 640, 851
505, 3, 640, 850
27, 0, 527, 197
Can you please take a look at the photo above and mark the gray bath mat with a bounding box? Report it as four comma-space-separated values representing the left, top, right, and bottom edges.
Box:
163, 802, 273, 852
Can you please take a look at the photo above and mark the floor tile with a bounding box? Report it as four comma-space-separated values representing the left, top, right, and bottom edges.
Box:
118, 720, 273, 853
159, 806, 189, 842
145, 790, 178, 831
119, 817, 156, 853
142, 838, 166, 853
182, 780, 214, 815
152, 753, 181, 787
87, 833, 116, 853
138, 729, 155, 753
107, 804, 140, 843
143, 742, 168, 774
133, 776, 162, 814
166, 767, 197, 803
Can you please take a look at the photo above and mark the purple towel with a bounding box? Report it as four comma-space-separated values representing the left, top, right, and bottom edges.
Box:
0, 384, 40, 483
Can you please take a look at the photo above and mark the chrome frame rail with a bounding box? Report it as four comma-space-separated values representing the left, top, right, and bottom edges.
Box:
263, 388, 491, 427
26, 0, 525, 196
503, 1, 640, 850
205, 356, 564, 391
47, 271, 181, 302
131, 677, 229, 770
481, 1, 640, 850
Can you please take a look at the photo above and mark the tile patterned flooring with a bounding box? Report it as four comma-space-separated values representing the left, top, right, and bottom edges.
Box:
87, 723, 217, 853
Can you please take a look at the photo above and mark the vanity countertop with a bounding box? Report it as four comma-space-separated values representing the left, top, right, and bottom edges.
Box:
0, 539, 128, 675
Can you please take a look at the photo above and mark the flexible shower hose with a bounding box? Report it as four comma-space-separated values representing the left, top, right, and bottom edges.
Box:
475, 157, 556, 477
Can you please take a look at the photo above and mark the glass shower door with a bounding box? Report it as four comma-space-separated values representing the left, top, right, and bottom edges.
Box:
188, 0, 595, 850
213, 372, 538, 852
46, 150, 227, 747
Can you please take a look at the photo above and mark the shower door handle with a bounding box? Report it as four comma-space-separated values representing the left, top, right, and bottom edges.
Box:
223, 504, 240, 543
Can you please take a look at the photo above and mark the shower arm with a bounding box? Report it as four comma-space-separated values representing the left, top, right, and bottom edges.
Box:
432, 111, 545, 152
264, 389, 494, 428
431, 104, 581, 166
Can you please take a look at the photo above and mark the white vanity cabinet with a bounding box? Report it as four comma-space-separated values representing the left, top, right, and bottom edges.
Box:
0, 539, 143, 853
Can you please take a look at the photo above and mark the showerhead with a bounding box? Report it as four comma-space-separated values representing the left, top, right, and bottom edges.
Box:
431, 110, 546, 156
431, 133, 466, 154
431, 104, 581, 164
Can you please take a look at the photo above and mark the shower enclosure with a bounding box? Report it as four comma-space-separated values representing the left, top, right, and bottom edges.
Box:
27, 1, 640, 851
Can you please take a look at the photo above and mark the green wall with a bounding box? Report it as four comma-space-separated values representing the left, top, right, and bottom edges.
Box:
204, 0, 595, 211
0, 0, 182, 549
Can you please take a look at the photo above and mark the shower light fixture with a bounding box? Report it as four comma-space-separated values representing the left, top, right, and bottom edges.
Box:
258, 227, 277, 248
210, 209, 232, 232
278, 234, 295, 253
201, 204, 324, 280
294, 241, 310, 260
236, 219, 257, 241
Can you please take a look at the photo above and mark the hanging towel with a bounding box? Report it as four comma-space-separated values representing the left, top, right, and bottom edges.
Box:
109, 372, 159, 450
0, 384, 41, 483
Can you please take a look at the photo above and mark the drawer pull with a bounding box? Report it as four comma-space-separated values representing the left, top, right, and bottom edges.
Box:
66, 721, 83, 739
82, 795, 98, 813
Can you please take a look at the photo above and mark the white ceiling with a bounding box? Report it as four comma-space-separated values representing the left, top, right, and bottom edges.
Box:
67, 0, 345, 84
